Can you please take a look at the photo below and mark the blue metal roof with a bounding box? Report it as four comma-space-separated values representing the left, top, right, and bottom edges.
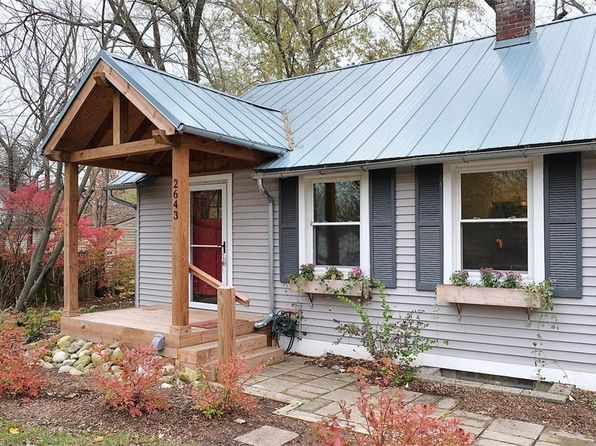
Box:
41, 51, 288, 156
243, 14, 596, 172
106, 171, 147, 190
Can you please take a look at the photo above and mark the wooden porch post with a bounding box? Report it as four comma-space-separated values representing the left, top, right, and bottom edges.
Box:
170, 145, 190, 333
217, 286, 236, 364
63, 161, 80, 317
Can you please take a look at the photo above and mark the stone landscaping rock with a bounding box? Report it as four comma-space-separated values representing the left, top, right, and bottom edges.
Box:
69, 368, 83, 376
74, 355, 92, 369
58, 365, 73, 374
160, 383, 173, 389
111, 347, 124, 361
68, 339, 86, 353
63, 359, 76, 366
52, 350, 69, 363
91, 352, 102, 365
161, 375, 174, 384
178, 367, 197, 383
56, 335, 72, 350
41, 361, 54, 369
78, 349, 91, 358
162, 364, 176, 375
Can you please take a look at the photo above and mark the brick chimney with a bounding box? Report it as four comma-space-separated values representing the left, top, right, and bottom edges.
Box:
494, 0, 535, 42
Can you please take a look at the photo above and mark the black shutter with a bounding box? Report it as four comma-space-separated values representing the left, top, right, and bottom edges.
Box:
544, 153, 582, 298
369, 168, 396, 288
416, 164, 443, 291
279, 177, 299, 283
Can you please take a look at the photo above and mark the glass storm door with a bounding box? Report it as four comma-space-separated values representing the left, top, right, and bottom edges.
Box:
190, 184, 227, 307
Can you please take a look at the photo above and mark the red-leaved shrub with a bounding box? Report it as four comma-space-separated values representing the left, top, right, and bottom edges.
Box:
0, 315, 45, 397
91, 346, 170, 416
192, 355, 261, 418
313, 375, 472, 446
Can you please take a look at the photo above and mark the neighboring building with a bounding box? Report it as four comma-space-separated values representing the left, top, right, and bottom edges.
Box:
43, 1, 596, 389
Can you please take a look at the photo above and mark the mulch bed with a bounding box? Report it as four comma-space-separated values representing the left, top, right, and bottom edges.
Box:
0, 371, 318, 446
305, 353, 596, 438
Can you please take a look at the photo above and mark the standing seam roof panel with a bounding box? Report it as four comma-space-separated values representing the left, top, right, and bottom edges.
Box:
242, 14, 596, 171
290, 55, 424, 167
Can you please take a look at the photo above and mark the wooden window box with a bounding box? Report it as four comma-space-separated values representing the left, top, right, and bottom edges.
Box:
289, 279, 369, 301
436, 284, 540, 322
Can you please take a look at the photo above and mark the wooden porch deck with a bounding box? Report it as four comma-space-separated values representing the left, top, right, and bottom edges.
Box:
60, 305, 284, 369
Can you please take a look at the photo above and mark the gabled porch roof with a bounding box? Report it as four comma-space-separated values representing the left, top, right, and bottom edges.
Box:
41, 51, 288, 160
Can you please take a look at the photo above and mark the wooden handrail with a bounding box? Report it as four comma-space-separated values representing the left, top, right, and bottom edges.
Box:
189, 263, 250, 307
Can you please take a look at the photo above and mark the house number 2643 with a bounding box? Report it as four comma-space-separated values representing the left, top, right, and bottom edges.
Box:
172, 178, 179, 220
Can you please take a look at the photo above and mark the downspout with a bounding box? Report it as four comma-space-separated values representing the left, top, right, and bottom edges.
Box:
254, 178, 275, 329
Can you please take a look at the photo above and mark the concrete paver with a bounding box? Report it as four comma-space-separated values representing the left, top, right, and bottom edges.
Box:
234, 425, 298, 446
245, 358, 595, 446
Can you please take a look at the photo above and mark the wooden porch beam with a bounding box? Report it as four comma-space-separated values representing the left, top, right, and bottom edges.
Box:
63, 162, 80, 317
84, 159, 167, 175
181, 135, 267, 163
113, 91, 128, 144
98, 61, 176, 135
47, 139, 171, 163
170, 145, 190, 334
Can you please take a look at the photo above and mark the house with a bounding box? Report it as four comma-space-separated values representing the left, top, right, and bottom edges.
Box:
41, 1, 596, 389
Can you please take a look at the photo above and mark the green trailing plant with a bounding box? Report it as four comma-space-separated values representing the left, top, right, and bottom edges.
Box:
448, 270, 559, 381
334, 279, 433, 366
525, 279, 558, 380
321, 266, 343, 280
288, 263, 315, 283
449, 270, 469, 286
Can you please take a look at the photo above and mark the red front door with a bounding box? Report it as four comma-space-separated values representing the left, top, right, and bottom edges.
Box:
190, 187, 224, 306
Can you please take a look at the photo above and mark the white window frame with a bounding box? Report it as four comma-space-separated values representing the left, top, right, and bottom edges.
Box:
298, 171, 370, 276
443, 157, 544, 284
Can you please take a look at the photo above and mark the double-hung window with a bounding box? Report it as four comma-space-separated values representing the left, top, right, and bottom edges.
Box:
301, 173, 369, 272
460, 169, 528, 272
313, 180, 360, 266
445, 158, 544, 282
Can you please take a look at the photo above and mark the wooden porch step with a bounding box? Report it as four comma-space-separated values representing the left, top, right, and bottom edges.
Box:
178, 333, 268, 365
240, 346, 285, 371
178, 319, 256, 348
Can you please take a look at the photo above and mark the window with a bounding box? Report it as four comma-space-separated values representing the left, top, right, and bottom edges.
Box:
460, 169, 528, 272
313, 180, 360, 266
444, 157, 544, 283
300, 173, 369, 273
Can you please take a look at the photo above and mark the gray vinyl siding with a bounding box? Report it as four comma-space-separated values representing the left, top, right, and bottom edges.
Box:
272, 158, 596, 375
136, 157, 596, 376
137, 171, 272, 312
137, 177, 172, 305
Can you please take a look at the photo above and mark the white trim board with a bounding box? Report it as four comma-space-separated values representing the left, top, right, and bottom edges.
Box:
280, 337, 596, 391
298, 170, 370, 275
443, 156, 545, 283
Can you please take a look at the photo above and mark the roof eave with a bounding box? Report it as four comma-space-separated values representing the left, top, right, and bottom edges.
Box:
252, 139, 596, 178
178, 124, 287, 156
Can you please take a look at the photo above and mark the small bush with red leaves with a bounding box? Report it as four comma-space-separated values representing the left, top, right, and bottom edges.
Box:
0, 314, 45, 397
91, 346, 170, 417
313, 375, 473, 446
192, 355, 261, 418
